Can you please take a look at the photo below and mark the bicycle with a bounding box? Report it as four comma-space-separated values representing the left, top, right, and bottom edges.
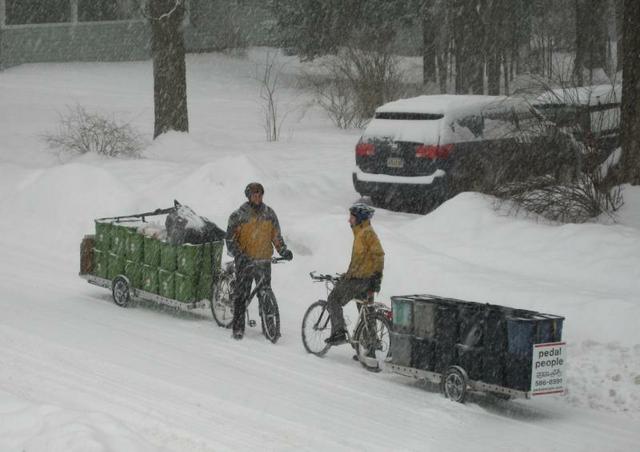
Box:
210, 257, 288, 343
301, 271, 392, 372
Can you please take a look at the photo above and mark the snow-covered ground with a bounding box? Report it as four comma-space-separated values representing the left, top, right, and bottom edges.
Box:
1, 49, 639, 451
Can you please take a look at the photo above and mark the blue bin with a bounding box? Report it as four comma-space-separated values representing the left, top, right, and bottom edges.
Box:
505, 313, 565, 391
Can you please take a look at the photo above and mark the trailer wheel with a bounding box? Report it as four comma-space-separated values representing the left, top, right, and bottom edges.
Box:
112, 276, 131, 307
442, 366, 468, 403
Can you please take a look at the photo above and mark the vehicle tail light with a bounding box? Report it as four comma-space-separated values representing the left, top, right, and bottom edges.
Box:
356, 142, 375, 157
415, 143, 454, 159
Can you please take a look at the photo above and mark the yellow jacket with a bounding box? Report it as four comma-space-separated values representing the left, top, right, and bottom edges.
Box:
226, 203, 285, 260
345, 220, 384, 279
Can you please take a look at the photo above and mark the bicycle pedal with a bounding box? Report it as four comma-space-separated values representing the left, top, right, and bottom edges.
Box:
248, 320, 257, 327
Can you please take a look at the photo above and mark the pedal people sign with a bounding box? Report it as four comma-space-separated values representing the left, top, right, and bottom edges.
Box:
531, 342, 566, 396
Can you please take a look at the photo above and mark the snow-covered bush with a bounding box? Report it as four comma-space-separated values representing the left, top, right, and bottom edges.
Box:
255, 51, 288, 142
43, 105, 145, 159
303, 47, 405, 129
496, 161, 623, 223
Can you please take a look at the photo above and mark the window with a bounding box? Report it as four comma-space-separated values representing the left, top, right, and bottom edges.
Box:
6, 0, 71, 25
374, 112, 444, 121
456, 115, 484, 138
78, 0, 140, 22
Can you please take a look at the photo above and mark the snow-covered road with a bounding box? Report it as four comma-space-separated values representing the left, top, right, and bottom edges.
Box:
1, 50, 639, 451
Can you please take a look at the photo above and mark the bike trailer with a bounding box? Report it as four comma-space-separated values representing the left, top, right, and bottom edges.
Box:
79, 203, 224, 311
389, 294, 565, 402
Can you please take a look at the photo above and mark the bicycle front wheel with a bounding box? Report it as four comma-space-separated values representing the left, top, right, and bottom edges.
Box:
260, 289, 280, 344
211, 271, 234, 328
354, 312, 392, 372
301, 300, 332, 357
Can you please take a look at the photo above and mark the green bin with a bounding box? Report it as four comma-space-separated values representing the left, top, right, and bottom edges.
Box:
93, 248, 108, 278
143, 236, 161, 267
94, 221, 112, 251
107, 252, 126, 280
160, 241, 177, 272
141, 264, 158, 293
158, 269, 175, 299
124, 260, 142, 288
177, 243, 203, 276
175, 272, 198, 302
198, 273, 214, 301
110, 224, 132, 255
201, 243, 212, 274
126, 229, 144, 262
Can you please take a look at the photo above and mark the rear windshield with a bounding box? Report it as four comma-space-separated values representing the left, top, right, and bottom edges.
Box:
374, 112, 444, 120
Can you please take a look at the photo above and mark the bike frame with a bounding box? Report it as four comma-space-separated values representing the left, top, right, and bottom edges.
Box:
234, 257, 287, 327
310, 272, 386, 349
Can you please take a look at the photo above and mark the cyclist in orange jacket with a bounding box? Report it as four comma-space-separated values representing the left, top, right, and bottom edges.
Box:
325, 203, 384, 345
226, 182, 293, 340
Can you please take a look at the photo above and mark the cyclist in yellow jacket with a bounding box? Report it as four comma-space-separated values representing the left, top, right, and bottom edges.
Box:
325, 203, 384, 345
226, 182, 293, 339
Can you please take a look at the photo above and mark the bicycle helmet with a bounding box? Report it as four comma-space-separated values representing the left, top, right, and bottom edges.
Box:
349, 202, 375, 224
244, 182, 264, 199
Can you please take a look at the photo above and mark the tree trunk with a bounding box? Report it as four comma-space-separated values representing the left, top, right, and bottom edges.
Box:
453, 0, 484, 94
151, 0, 188, 139
585, 0, 607, 72
422, 0, 437, 86
486, 0, 508, 95
620, 0, 640, 184
575, 0, 608, 83
437, 48, 448, 93
502, 51, 509, 95
574, 0, 586, 84
615, 0, 624, 72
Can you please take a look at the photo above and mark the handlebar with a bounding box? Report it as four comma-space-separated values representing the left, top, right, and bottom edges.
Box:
309, 271, 342, 282
271, 257, 289, 264
238, 257, 289, 267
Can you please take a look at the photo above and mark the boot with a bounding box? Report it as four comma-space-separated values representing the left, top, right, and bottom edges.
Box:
325, 329, 347, 346
232, 330, 244, 340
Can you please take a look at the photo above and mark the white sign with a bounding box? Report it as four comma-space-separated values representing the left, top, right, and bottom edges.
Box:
530, 342, 566, 396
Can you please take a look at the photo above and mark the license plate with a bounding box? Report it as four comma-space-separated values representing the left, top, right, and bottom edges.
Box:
387, 157, 404, 168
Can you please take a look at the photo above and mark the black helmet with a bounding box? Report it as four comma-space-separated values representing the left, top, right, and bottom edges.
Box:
244, 182, 264, 199
349, 202, 375, 224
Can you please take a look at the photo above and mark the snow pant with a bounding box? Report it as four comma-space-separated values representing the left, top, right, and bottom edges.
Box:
232, 259, 271, 334
326, 277, 372, 334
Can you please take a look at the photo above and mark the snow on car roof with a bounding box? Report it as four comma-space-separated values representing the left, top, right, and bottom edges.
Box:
366, 95, 519, 144
376, 95, 509, 117
534, 84, 621, 107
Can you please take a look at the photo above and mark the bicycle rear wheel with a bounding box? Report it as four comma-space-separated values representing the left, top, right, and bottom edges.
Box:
211, 271, 234, 328
260, 289, 280, 343
354, 312, 392, 372
301, 300, 332, 357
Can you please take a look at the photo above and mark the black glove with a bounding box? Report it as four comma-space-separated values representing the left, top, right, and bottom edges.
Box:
369, 272, 382, 292
280, 248, 293, 261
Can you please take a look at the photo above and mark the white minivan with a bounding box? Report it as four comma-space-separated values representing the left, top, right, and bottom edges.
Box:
353, 94, 577, 213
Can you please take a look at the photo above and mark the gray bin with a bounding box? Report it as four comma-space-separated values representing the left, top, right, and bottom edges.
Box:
390, 332, 412, 367
414, 299, 436, 338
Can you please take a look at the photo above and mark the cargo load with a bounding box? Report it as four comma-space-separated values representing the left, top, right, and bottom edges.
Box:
389, 294, 565, 402
79, 201, 224, 312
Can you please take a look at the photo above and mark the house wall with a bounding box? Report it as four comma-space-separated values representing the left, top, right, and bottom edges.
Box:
0, 0, 274, 69
0, 21, 150, 68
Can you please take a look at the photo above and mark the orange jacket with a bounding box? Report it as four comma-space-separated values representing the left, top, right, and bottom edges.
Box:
226, 202, 285, 260
345, 220, 384, 279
